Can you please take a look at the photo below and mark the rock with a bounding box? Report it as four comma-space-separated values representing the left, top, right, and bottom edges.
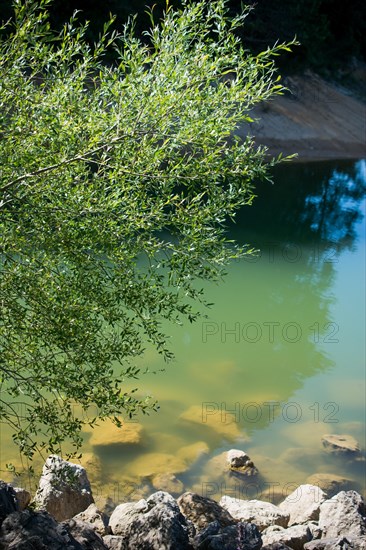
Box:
193, 519, 262, 550
89, 420, 143, 447
319, 491, 366, 538
0, 509, 78, 549
177, 442, 210, 464
109, 491, 191, 549
34, 455, 94, 521
307, 521, 323, 540
304, 536, 366, 549
152, 473, 184, 495
279, 484, 327, 525
219, 496, 289, 531
262, 524, 312, 550
63, 518, 108, 549
73, 503, 110, 536
261, 544, 293, 550
177, 492, 236, 532
12, 487, 31, 511
321, 434, 360, 455
306, 473, 356, 497
127, 452, 188, 477
0, 482, 18, 525
103, 535, 125, 549
179, 405, 243, 441
226, 449, 258, 477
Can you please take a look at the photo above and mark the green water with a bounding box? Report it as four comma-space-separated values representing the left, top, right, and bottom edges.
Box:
1, 159, 365, 504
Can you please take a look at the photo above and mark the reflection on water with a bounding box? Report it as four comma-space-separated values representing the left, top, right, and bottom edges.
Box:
1, 160, 365, 504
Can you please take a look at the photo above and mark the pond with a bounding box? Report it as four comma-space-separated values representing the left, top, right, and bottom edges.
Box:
1, 159, 365, 506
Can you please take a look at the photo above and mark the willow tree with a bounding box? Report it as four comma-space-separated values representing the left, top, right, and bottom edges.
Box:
0, 0, 295, 458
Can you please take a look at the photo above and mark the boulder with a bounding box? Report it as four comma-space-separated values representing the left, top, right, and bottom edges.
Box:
0, 482, 18, 525
304, 536, 366, 549
306, 473, 356, 497
89, 420, 143, 447
108, 491, 191, 549
219, 496, 289, 531
279, 484, 327, 525
319, 491, 366, 538
73, 503, 110, 536
103, 535, 125, 549
226, 450, 258, 477
63, 518, 108, 549
262, 524, 312, 550
152, 473, 184, 495
0, 509, 78, 549
193, 520, 262, 550
12, 487, 31, 511
177, 492, 236, 531
34, 455, 94, 521
321, 434, 360, 455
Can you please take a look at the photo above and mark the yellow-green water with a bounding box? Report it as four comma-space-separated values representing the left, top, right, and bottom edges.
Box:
1, 159, 365, 505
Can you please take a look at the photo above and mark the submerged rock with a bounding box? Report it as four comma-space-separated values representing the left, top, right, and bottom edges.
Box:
127, 452, 188, 478
321, 434, 360, 455
34, 455, 94, 521
306, 473, 356, 497
179, 405, 244, 440
152, 473, 184, 495
89, 420, 143, 447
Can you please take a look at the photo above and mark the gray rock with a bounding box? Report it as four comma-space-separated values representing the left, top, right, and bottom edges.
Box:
193, 519, 262, 550
0, 509, 80, 549
178, 492, 236, 532
220, 496, 289, 531
34, 455, 94, 521
262, 524, 312, 550
12, 487, 31, 511
0, 482, 18, 525
304, 536, 366, 549
63, 518, 108, 549
108, 491, 190, 549
74, 503, 110, 536
321, 435, 360, 455
103, 535, 125, 549
319, 491, 366, 538
279, 484, 327, 525
227, 449, 258, 477
261, 544, 293, 550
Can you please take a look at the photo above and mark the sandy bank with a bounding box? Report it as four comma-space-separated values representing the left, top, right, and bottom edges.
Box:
236, 72, 366, 161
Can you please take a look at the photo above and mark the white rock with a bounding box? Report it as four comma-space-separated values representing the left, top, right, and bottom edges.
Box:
319, 491, 366, 538
34, 455, 94, 521
279, 484, 327, 525
73, 503, 110, 536
262, 524, 312, 550
220, 496, 289, 531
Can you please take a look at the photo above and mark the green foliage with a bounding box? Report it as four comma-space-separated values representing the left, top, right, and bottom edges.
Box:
0, 0, 295, 459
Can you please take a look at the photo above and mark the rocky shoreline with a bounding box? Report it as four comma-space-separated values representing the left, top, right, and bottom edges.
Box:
1, 451, 365, 549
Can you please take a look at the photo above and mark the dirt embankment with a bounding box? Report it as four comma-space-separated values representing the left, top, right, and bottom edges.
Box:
236, 72, 366, 161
